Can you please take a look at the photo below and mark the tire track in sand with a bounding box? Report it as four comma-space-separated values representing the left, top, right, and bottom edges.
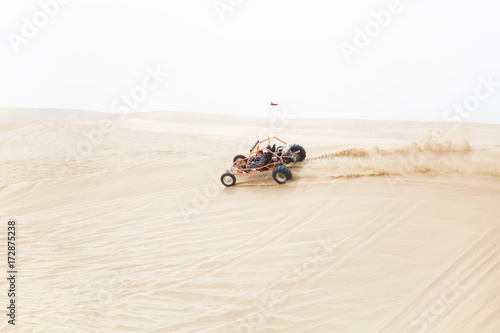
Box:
380, 223, 500, 333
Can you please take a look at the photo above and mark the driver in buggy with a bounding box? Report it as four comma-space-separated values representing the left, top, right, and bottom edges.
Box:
247, 145, 275, 171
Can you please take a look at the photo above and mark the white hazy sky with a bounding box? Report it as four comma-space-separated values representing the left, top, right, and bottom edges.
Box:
1, 0, 499, 123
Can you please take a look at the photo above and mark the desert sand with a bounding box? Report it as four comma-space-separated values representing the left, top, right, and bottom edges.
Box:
0, 108, 499, 332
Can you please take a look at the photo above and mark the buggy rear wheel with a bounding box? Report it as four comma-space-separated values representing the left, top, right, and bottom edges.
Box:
272, 166, 292, 184
291, 144, 306, 162
221, 173, 236, 187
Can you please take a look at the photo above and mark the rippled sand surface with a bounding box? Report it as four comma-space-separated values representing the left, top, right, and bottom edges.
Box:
1, 109, 499, 332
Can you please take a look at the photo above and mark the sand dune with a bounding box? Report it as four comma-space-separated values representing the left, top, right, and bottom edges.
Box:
0, 110, 499, 332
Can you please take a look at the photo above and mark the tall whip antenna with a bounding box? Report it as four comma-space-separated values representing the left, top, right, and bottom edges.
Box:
268, 102, 278, 139
267, 103, 271, 139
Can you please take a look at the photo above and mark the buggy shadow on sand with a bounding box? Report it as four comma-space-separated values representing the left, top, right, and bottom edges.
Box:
220, 137, 306, 186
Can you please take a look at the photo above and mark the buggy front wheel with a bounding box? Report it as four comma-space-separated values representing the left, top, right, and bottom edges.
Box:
221, 173, 236, 187
233, 155, 247, 162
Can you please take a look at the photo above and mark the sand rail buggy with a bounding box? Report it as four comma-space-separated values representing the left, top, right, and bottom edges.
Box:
220, 137, 306, 186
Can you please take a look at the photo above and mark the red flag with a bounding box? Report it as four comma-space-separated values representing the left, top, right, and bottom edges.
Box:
271, 102, 278, 106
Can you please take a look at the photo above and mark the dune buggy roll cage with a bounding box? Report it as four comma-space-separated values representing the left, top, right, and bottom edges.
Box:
228, 137, 289, 176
